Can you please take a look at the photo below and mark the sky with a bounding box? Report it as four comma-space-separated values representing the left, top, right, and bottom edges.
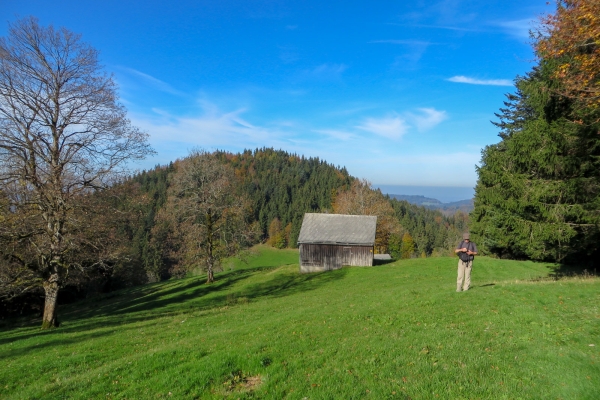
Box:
0, 0, 553, 201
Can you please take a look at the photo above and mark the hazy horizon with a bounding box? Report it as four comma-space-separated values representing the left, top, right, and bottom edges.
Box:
375, 184, 474, 203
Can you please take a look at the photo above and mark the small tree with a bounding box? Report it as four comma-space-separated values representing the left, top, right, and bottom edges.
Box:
169, 150, 254, 283
387, 233, 402, 259
400, 232, 416, 259
268, 218, 286, 248
0, 18, 153, 328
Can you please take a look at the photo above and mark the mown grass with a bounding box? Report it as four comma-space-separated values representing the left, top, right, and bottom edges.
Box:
1, 246, 599, 399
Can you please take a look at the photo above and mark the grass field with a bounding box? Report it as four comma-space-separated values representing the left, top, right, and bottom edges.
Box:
1, 245, 599, 399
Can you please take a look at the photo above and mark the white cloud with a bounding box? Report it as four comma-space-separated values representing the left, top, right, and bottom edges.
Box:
117, 67, 186, 96
305, 63, 348, 80
447, 75, 513, 86
494, 18, 536, 39
130, 103, 293, 162
355, 116, 409, 140
407, 108, 448, 132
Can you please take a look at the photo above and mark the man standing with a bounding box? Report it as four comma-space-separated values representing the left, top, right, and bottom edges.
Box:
455, 233, 478, 292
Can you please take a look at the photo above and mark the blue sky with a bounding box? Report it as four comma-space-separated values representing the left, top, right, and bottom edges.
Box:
1, 0, 551, 198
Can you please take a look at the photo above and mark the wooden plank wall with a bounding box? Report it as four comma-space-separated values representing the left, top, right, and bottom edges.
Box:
299, 244, 373, 272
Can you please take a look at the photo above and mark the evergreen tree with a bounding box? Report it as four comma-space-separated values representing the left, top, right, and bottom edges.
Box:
471, 62, 600, 263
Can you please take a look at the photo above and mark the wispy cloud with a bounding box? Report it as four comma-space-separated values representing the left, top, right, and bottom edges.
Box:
130, 103, 292, 155
356, 115, 409, 140
388, 23, 479, 32
493, 18, 537, 39
369, 39, 437, 46
406, 108, 448, 132
387, 40, 433, 70
447, 75, 513, 86
306, 63, 348, 80
118, 67, 187, 96
351, 107, 447, 140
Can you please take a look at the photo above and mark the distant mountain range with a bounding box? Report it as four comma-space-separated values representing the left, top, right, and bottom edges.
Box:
388, 194, 473, 215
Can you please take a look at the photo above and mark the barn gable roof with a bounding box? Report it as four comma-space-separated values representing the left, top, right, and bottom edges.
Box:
297, 213, 377, 246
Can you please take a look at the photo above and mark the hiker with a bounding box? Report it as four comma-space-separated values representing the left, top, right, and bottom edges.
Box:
455, 233, 477, 292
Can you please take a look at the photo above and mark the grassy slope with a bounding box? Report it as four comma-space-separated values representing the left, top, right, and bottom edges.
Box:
1, 246, 599, 399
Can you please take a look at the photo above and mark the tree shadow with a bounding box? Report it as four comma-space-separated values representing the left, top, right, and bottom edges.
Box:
53, 266, 283, 326
373, 259, 396, 266
234, 266, 348, 301
548, 263, 598, 280
0, 265, 348, 342
0, 267, 265, 339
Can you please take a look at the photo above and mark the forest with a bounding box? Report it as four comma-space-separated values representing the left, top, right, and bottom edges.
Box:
0, 146, 468, 319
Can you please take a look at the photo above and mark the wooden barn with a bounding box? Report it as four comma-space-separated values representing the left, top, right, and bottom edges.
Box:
297, 213, 377, 273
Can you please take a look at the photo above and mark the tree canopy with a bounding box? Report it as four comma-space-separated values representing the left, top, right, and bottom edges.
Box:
0, 17, 153, 328
536, 0, 600, 111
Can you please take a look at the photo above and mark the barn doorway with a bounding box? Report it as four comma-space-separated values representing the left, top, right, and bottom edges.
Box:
342, 247, 351, 265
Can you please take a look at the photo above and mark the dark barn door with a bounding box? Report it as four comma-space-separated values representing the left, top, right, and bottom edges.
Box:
343, 247, 351, 265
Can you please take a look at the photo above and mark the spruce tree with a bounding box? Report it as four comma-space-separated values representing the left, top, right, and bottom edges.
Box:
471, 61, 600, 263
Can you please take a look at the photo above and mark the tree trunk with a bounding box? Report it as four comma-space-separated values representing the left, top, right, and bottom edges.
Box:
206, 263, 214, 283
206, 210, 214, 283
42, 274, 60, 329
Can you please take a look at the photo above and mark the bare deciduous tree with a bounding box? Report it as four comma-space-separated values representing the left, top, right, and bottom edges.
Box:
0, 17, 153, 328
165, 150, 256, 283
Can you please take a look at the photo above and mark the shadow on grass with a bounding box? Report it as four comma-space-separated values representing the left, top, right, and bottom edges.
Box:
0, 268, 267, 342
0, 265, 348, 343
548, 263, 598, 280
373, 259, 395, 266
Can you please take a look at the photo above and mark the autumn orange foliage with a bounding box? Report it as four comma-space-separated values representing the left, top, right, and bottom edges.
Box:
536, 0, 600, 108
333, 179, 403, 254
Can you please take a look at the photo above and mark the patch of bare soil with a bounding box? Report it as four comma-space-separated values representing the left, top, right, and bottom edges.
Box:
222, 370, 263, 394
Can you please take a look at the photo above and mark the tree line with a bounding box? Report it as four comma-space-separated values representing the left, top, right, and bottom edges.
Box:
1, 144, 468, 321
124, 148, 469, 278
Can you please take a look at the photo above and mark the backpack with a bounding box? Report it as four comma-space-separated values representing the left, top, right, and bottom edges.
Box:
458, 240, 474, 262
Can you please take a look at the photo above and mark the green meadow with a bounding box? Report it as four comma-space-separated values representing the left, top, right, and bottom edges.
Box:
1, 246, 599, 399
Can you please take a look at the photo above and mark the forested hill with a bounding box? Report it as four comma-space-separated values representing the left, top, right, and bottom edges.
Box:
213, 148, 352, 245
0, 148, 468, 317
123, 148, 353, 280
121, 148, 467, 281
388, 194, 474, 215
